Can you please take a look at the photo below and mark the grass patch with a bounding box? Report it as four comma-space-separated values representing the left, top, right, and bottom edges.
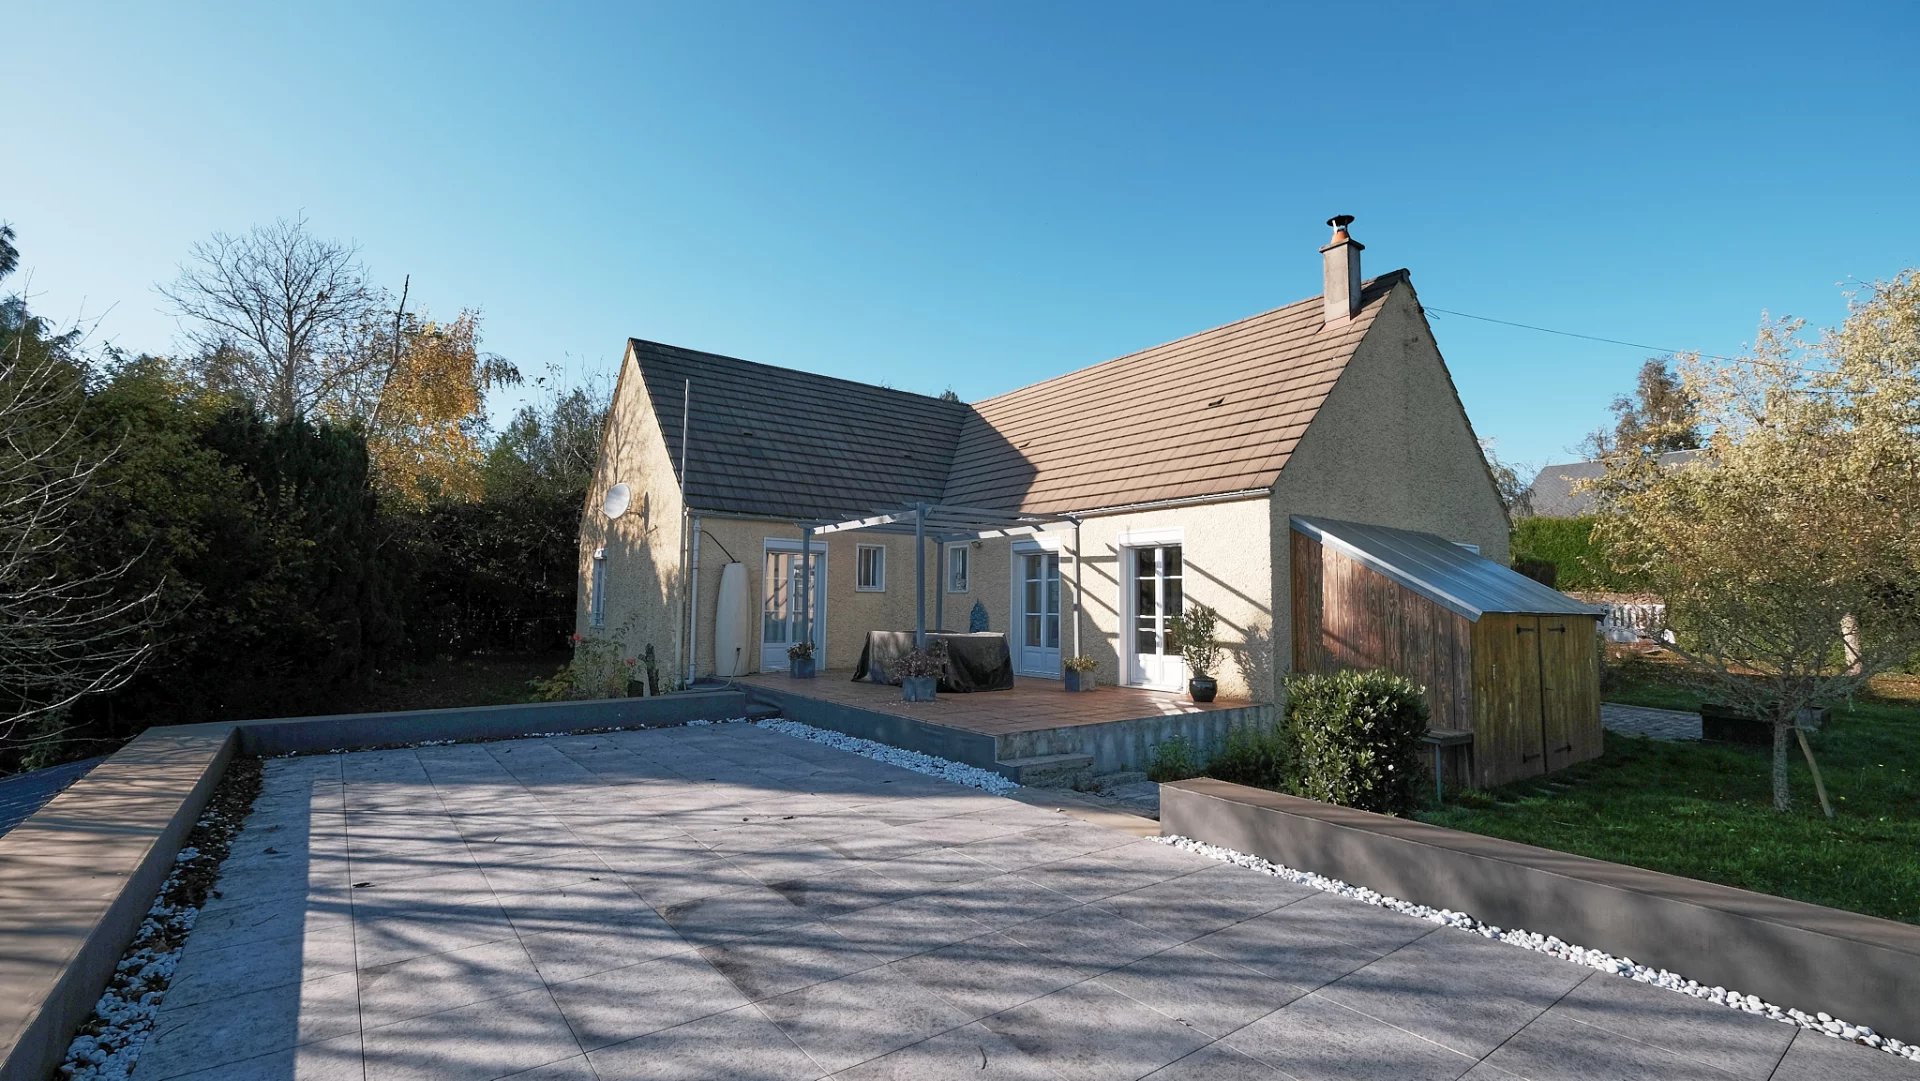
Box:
1420, 696, 1920, 922
338, 652, 565, 714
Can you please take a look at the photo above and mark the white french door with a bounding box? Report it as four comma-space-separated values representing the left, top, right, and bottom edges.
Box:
1012, 546, 1061, 676
1127, 543, 1185, 689
761, 543, 825, 671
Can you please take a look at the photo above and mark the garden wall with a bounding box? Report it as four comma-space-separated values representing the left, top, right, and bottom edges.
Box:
1160, 777, 1920, 1041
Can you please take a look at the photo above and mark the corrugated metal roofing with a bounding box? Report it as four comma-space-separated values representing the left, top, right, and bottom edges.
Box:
627, 271, 1410, 521
1291, 515, 1603, 622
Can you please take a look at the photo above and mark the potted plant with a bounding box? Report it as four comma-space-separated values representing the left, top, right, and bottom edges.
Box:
786, 640, 816, 679
1167, 603, 1222, 703
893, 641, 949, 703
1063, 655, 1099, 692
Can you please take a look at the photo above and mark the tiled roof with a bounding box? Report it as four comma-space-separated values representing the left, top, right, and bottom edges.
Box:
1524, 449, 1701, 518
630, 271, 1407, 521
633, 340, 969, 521
946, 272, 1405, 513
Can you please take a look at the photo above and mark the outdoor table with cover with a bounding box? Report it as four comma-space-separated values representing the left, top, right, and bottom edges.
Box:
852, 631, 1015, 692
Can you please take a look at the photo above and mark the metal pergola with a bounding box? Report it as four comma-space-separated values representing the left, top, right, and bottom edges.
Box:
793, 502, 1083, 653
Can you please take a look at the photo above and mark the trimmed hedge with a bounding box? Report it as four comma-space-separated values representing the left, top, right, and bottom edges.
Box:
1510, 515, 1638, 592
1284, 669, 1431, 815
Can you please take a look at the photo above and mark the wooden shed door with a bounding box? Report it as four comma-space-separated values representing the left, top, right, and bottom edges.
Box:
1539, 616, 1601, 770
1475, 614, 1548, 785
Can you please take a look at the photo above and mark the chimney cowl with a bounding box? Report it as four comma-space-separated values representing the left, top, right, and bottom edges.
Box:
1320, 213, 1364, 326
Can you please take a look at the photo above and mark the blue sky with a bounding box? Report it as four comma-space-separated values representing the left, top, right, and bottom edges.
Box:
5, 2, 1916, 471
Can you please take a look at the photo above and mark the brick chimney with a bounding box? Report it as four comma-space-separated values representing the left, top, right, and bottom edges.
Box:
1320, 214, 1364, 326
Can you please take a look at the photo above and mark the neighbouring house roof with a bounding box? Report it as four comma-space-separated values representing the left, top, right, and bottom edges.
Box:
1292, 515, 1602, 621
1525, 449, 1701, 518
631, 270, 1409, 521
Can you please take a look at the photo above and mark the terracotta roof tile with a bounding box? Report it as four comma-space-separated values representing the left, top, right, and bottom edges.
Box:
631, 272, 1407, 521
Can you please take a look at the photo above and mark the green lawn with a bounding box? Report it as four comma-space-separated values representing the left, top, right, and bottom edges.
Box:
337, 652, 565, 714
1418, 692, 1920, 923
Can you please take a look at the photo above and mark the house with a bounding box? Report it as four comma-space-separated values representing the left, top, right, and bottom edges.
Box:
1524, 449, 1701, 518
578, 216, 1513, 703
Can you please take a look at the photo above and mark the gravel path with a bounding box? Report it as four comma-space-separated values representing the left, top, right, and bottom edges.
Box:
119, 724, 1911, 1081
1603, 702, 1705, 741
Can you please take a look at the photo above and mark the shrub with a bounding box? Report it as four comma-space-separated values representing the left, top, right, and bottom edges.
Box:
1167, 603, 1222, 677
1511, 557, 1558, 588
1206, 720, 1291, 791
529, 631, 633, 701
1284, 669, 1431, 815
1510, 516, 1639, 592
1147, 735, 1200, 782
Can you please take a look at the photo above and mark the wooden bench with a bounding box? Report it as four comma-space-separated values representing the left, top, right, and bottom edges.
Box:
1421, 728, 1474, 804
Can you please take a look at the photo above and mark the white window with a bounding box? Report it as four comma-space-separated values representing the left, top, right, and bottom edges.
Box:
856, 544, 887, 592
589, 548, 607, 627
946, 543, 970, 593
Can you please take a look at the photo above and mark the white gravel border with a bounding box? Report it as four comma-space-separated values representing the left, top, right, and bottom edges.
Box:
754, 718, 1019, 794
1155, 834, 1918, 1062
58, 833, 226, 1079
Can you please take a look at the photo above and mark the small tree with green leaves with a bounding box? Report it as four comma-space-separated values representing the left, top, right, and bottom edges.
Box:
1592, 271, 1920, 816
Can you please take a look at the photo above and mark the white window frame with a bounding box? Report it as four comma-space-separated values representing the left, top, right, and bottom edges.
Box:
945, 542, 971, 593
589, 547, 607, 627
855, 543, 887, 592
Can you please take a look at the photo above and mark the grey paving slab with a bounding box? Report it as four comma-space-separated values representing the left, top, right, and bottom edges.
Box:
585, 1004, 826, 1081
977, 979, 1214, 1081
127, 724, 1863, 1081
1771, 1029, 1920, 1081
1544, 971, 1797, 1079
1317, 929, 1594, 1058
1602, 702, 1703, 741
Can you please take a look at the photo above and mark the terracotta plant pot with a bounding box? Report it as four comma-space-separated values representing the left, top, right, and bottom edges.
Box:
1188, 676, 1218, 703
902, 675, 937, 703
789, 656, 816, 679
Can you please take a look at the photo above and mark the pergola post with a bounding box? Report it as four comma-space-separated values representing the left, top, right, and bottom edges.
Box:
934, 540, 946, 632
1071, 517, 1083, 659
913, 504, 927, 648
799, 526, 814, 658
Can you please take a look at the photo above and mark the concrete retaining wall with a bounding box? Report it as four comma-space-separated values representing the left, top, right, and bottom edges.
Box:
995, 703, 1272, 775
741, 684, 1002, 769
1160, 778, 1920, 1041
0, 691, 748, 1081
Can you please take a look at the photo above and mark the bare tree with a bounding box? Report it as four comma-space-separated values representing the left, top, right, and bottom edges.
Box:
1, 325, 158, 745
159, 215, 381, 420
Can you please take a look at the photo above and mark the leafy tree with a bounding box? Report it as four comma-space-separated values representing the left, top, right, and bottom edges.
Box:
482, 369, 609, 502
1593, 271, 1920, 815
361, 310, 519, 506
160, 215, 384, 421
1585, 356, 1704, 457
1479, 438, 1532, 517
1, 232, 159, 752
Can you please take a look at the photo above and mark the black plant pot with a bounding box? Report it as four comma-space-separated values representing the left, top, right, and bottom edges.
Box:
1188, 676, 1218, 703
1064, 670, 1096, 692
789, 656, 816, 679
902, 676, 937, 703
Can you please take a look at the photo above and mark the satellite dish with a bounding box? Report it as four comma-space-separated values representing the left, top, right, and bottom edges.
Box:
602, 483, 632, 520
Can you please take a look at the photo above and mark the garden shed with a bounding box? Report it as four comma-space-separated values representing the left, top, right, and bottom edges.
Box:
1290, 516, 1605, 788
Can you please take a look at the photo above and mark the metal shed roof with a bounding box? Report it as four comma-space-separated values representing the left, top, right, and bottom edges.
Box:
1291, 516, 1603, 622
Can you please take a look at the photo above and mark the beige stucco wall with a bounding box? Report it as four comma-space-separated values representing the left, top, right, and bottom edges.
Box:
576, 345, 688, 676
1267, 284, 1512, 696
687, 518, 954, 677
679, 500, 1273, 701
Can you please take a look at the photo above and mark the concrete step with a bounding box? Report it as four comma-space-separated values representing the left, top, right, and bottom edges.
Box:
996, 752, 1095, 789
